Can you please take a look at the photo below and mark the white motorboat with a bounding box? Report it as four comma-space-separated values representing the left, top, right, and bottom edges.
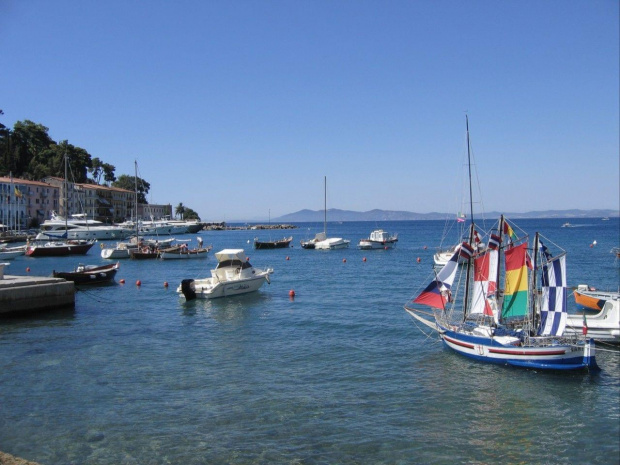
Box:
37, 212, 133, 241
300, 231, 326, 249
101, 239, 139, 259
177, 249, 273, 300
315, 237, 351, 250
564, 298, 620, 344
358, 229, 398, 250
0, 244, 26, 260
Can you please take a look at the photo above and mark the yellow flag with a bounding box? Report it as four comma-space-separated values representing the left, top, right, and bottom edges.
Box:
14, 186, 22, 198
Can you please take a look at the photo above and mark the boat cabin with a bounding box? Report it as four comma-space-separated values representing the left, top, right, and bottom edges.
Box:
370, 230, 390, 242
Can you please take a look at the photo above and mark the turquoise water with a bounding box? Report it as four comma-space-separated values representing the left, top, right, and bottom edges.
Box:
1, 218, 618, 464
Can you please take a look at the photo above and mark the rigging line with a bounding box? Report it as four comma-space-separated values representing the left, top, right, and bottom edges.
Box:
593, 347, 620, 354
406, 314, 441, 343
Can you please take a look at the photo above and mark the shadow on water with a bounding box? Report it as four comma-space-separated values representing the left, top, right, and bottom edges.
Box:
0, 306, 76, 331
178, 290, 271, 324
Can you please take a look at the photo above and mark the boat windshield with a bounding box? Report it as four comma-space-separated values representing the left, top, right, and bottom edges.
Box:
216, 259, 252, 270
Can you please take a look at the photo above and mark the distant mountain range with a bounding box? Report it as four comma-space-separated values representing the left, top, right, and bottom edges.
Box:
271, 208, 619, 223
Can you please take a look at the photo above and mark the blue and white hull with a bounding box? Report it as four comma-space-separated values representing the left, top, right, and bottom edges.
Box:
439, 327, 598, 371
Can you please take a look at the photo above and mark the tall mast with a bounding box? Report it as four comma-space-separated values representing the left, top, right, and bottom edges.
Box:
64, 150, 68, 237
134, 160, 139, 240
530, 232, 540, 333
324, 175, 327, 236
463, 115, 474, 320
466, 115, 474, 229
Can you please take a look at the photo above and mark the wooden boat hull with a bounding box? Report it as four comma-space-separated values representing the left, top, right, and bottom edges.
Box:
159, 248, 209, 259
26, 241, 95, 257
254, 237, 292, 249
53, 263, 119, 285
573, 288, 618, 311
129, 250, 160, 259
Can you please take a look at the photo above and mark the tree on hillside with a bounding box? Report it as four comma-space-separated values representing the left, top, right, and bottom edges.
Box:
113, 175, 150, 203
26, 139, 92, 183
102, 163, 116, 185
89, 158, 116, 185
183, 207, 200, 221
5, 120, 55, 177
89, 157, 104, 184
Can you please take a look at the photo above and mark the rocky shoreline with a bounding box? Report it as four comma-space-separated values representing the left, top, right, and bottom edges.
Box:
0, 451, 41, 465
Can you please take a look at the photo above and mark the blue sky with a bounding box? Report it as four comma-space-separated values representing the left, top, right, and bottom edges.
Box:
1, 0, 618, 221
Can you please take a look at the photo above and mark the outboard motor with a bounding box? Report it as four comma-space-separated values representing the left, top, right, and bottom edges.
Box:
180, 279, 196, 301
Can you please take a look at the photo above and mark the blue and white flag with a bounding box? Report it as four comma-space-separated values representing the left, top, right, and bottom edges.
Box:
538, 254, 567, 336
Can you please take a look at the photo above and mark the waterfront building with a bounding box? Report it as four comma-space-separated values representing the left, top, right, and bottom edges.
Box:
2, 174, 170, 228
0, 176, 59, 230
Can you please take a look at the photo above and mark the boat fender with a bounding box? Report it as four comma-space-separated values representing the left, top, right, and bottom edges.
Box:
100, 243, 105, 249
181, 279, 196, 300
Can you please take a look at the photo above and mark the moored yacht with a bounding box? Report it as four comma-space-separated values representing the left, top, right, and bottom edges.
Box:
37, 212, 133, 241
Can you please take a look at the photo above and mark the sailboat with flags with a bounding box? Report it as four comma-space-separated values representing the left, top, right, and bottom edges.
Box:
404, 117, 598, 371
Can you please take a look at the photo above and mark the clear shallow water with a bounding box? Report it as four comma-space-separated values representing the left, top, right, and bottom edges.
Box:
0, 218, 618, 464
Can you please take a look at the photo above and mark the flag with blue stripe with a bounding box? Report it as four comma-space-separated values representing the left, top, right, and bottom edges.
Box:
538, 254, 567, 336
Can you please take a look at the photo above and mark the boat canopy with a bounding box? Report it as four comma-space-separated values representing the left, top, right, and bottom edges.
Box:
214, 249, 247, 263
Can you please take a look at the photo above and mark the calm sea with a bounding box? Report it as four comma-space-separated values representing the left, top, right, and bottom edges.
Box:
1, 218, 618, 465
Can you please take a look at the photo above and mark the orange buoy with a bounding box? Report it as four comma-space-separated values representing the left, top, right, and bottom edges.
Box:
342, 258, 347, 263
286, 256, 290, 260
164, 281, 169, 288
119, 279, 125, 284
26, 267, 30, 272
136, 280, 142, 286
289, 289, 295, 297
363, 257, 367, 262
416, 257, 421, 263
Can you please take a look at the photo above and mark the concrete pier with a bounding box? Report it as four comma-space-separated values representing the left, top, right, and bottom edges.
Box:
0, 266, 75, 316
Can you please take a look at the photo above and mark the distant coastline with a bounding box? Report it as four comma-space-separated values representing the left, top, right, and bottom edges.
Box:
265, 208, 620, 223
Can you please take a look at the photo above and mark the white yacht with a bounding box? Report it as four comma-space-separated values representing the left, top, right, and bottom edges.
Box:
37, 212, 133, 241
